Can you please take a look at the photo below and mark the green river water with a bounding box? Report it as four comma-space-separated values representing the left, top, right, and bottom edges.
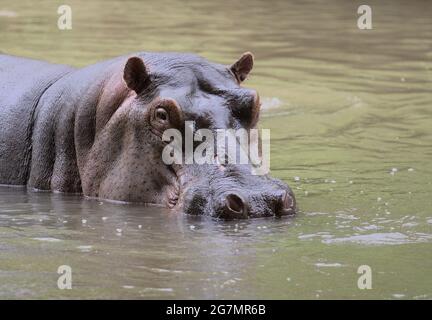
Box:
0, 0, 431, 299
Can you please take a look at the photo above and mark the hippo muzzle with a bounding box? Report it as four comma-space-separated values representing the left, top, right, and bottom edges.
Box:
178, 164, 296, 219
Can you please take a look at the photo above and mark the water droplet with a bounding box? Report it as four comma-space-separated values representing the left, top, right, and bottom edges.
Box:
77, 245, 92, 252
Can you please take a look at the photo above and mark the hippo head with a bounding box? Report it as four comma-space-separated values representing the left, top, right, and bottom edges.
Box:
82, 52, 296, 219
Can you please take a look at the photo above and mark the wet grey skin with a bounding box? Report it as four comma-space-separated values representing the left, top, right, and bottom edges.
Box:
0, 52, 296, 219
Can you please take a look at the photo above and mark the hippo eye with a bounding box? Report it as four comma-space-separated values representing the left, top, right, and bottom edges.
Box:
155, 107, 169, 122
150, 99, 183, 135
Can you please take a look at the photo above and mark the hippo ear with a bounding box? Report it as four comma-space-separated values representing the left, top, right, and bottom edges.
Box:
123, 56, 150, 93
230, 52, 254, 83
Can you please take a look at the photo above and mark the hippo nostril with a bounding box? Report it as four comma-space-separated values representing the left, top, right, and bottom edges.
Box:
224, 193, 247, 218
277, 191, 296, 216
283, 192, 293, 208
226, 194, 244, 213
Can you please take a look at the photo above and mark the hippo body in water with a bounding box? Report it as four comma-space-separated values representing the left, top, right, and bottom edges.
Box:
0, 53, 296, 219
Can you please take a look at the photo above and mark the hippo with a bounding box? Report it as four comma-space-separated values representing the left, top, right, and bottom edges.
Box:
0, 52, 296, 219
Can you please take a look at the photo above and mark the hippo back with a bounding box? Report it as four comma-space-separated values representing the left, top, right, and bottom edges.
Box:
0, 55, 73, 185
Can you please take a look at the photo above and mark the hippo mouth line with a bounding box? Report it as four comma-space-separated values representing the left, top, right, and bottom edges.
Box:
166, 163, 184, 209
164, 161, 297, 219
164, 154, 230, 211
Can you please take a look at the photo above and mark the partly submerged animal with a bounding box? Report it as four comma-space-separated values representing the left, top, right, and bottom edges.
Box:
0, 52, 296, 219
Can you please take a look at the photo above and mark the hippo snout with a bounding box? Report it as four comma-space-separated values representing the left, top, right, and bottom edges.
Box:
216, 189, 296, 220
